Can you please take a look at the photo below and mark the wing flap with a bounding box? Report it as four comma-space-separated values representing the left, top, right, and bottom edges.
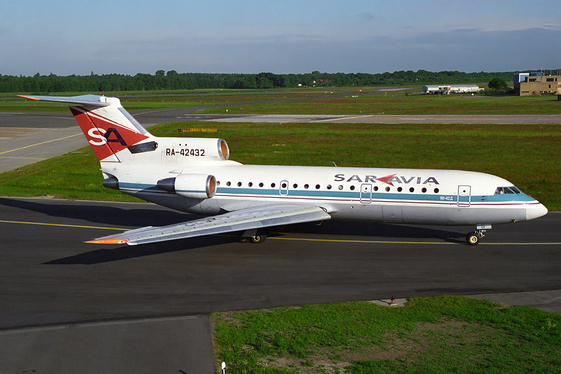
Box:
88, 205, 331, 245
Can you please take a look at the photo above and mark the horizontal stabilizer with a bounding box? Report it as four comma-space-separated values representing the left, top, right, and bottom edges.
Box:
87, 205, 331, 245
18, 94, 110, 108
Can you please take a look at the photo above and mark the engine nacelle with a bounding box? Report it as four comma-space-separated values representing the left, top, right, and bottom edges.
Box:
157, 173, 216, 199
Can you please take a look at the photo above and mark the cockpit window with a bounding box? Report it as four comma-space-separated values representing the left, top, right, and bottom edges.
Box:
495, 186, 520, 195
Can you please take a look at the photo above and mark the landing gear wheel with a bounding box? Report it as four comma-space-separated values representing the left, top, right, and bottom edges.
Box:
250, 234, 267, 244
466, 232, 480, 246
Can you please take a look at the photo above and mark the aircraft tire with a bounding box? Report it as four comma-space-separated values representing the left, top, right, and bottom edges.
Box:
250, 234, 267, 244
466, 232, 480, 245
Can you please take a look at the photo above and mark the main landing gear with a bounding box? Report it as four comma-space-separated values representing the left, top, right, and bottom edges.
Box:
239, 229, 267, 244
466, 225, 492, 245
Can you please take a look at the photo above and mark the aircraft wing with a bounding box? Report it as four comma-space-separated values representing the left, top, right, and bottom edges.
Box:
87, 205, 331, 245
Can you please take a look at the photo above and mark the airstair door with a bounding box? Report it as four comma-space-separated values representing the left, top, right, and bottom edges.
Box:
457, 185, 471, 207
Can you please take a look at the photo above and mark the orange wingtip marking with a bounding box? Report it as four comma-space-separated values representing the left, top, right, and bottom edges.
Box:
85, 238, 128, 245
18, 95, 41, 101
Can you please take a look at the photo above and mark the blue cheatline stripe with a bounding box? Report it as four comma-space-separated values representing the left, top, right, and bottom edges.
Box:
117, 182, 536, 205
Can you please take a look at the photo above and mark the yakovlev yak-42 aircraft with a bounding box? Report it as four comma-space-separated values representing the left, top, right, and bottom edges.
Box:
20, 94, 548, 245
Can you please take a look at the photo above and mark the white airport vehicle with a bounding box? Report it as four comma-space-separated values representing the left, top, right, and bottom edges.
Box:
20, 94, 548, 245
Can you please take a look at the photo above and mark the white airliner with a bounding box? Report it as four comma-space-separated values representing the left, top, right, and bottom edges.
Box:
20, 94, 548, 245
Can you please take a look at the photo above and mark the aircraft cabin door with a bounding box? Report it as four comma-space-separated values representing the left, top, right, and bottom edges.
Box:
457, 185, 471, 207
360, 183, 372, 204
279, 180, 289, 196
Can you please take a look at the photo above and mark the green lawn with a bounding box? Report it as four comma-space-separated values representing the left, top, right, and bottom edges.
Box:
3, 88, 561, 114
212, 296, 561, 373
199, 92, 561, 115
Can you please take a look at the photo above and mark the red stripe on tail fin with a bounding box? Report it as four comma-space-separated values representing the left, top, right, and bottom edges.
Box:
70, 107, 149, 162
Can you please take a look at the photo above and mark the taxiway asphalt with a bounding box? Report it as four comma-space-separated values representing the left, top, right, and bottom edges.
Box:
2, 197, 560, 327
0, 197, 560, 372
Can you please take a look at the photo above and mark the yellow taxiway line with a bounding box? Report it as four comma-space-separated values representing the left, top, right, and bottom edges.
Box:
0, 133, 82, 155
269, 236, 561, 246
0, 219, 129, 232
1, 219, 560, 246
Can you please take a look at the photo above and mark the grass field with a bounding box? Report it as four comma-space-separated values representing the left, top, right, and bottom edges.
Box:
2, 87, 561, 114
212, 296, 561, 373
200, 92, 561, 115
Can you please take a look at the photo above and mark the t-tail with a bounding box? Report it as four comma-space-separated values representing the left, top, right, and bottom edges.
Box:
19, 94, 153, 162
19, 94, 233, 203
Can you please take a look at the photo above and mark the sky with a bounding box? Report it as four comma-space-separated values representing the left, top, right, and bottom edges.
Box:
1, 0, 560, 76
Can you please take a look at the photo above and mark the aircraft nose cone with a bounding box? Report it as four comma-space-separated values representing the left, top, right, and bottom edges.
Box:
526, 202, 548, 221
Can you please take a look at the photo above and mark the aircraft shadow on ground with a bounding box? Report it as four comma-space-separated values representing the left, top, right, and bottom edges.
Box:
0, 197, 190, 227
44, 235, 236, 265
0, 197, 467, 264
44, 222, 467, 265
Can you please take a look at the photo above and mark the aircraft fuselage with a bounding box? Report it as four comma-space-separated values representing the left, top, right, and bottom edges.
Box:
112, 162, 546, 227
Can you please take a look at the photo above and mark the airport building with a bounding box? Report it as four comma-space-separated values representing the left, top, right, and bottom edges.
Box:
514, 72, 561, 96
422, 84, 480, 94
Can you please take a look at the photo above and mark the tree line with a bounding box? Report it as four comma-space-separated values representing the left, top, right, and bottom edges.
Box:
0, 70, 516, 93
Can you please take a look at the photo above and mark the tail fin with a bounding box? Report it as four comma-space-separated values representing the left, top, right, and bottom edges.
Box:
19, 95, 151, 162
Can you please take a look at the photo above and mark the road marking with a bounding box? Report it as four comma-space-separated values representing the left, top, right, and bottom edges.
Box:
0, 219, 128, 231
270, 236, 453, 245
1, 219, 559, 246
0, 133, 82, 155
269, 236, 561, 246
311, 115, 365, 123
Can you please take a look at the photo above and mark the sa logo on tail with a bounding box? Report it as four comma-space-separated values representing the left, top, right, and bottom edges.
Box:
87, 128, 127, 146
